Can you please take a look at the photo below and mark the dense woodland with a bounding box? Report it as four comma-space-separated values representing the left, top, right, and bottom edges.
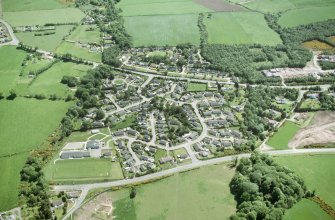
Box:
230, 153, 309, 220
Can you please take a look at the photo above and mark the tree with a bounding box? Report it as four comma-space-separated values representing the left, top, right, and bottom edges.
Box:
95, 109, 105, 120
130, 187, 137, 199
7, 89, 17, 100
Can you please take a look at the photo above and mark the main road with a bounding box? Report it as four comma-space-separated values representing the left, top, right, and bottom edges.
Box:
57, 148, 335, 219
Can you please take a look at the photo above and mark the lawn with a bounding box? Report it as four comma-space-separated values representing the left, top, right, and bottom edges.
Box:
267, 121, 300, 149
66, 131, 93, 142
56, 41, 102, 62
124, 14, 200, 47
299, 99, 321, 110
16, 25, 74, 52
3, 0, 72, 12
0, 98, 71, 211
4, 8, 85, 26
187, 82, 207, 92
110, 114, 137, 132
284, 199, 332, 220
0, 47, 26, 95
279, 6, 335, 27
67, 24, 101, 44
44, 158, 124, 181
110, 163, 236, 220
205, 12, 282, 45
25, 62, 90, 97
118, 0, 212, 16
274, 154, 335, 209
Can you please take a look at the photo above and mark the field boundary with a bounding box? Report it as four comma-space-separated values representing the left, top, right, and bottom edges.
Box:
309, 196, 335, 219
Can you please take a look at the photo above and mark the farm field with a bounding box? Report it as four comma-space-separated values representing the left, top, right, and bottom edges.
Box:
284, 199, 332, 220
16, 25, 74, 52
0, 46, 26, 95
67, 25, 101, 44
44, 158, 124, 182
25, 62, 90, 97
56, 41, 102, 62
279, 6, 335, 27
274, 154, 335, 209
2, 0, 72, 12
4, 8, 85, 26
124, 14, 200, 47
118, 0, 212, 16
21, 58, 53, 76
77, 163, 236, 220
267, 121, 300, 149
204, 12, 282, 45
0, 98, 72, 211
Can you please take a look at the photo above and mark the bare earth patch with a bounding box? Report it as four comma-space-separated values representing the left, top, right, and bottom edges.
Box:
289, 111, 335, 148
193, 0, 244, 11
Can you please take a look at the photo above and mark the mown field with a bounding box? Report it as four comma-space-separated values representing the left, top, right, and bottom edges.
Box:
2, 0, 73, 12
79, 163, 236, 220
275, 154, 335, 209
44, 159, 124, 182
67, 24, 101, 44
16, 25, 74, 52
187, 82, 207, 92
205, 12, 282, 45
267, 121, 300, 149
124, 14, 200, 47
0, 98, 72, 211
56, 42, 102, 62
284, 199, 332, 220
118, 0, 212, 16
4, 8, 85, 26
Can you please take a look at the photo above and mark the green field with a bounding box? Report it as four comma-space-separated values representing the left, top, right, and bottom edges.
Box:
275, 154, 335, 209
56, 41, 101, 62
21, 58, 53, 76
109, 163, 236, 220
25, 62, 90, 97
205, 12, 282, 45
4, 8, 85, 26
110, 115, 137, 132
187, 82, 207, 92
16, 25, 74, 52
279, 6, 335, 27
67, 25, 101, 44
0, 98, 71, 211
284, 199, 332, 220
0, 47, 26, 95
267, 121, 300, 149
3, 0, 72, 12
125, 14, 200, 47
118, 0, 212, 16
44, 159, 124, 181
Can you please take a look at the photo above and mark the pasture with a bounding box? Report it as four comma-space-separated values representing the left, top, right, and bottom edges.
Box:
267, 121, 300, 149
56, 42, 102, 62
124, 14, 200, 47
205, 12, 282, 45
21, 58, 53, 76
16, 25, 74, 52
4, 8, 85, 26
44, 159, 124, 182
67, 25, 101, 44
274, 154, 335, 209
284, 199, 332, 220
2, 0, 73, 12
26, 62, 90, 97
0, 98, 71, 211
0, 47, 26, 95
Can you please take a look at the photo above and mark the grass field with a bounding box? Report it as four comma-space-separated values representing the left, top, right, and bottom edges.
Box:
25, 62, 90, 97
118, 0, 212, 16
267, 121, 300, 149
16, 25, 74, 52
4, 8, 85, 26
3, 0, 73, 12
0, 98, 71, 211
21, 58, 53, 76
125, 14, 200, 47
56, 41, 101, 62
110, 115, 137, 132
187, 82, 207, 92
44, 159, 124, 181
106, 163, 236, 220
67, 24, 101, 44
205, 12, 282, 45
279, 6, 335, 27
284, 199, 332, 220
275, 154, 335, 209
0, 47, 26, 95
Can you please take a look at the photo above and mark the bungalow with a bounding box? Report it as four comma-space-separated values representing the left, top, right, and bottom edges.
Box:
51, 200, 64, 208
113, 131, 125, 137
60, 151, 90, 159
159, 156, 173, 164
86, 140, 100, 149
127, 129, 138, 136
177, 154, 189, 159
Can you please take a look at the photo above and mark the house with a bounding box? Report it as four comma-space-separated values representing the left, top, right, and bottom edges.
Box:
127, 129, 138, 136
92, 121, 104, 128
306, 93, 319, 99
159, 156, 173, 164
177, 154, 189, 159
113, 131, 125, 137
199, 151, 209, 157
60, 151, 90, 159
86, 140, 100, 149
91, 129, 100, 134
51, 200, 64, 208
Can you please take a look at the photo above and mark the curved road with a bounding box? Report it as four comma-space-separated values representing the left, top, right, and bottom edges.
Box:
57, 148, 335, 219
0, 18, 19, 46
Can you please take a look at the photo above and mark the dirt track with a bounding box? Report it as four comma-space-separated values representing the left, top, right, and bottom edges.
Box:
193, 0, 244, 11
289, 112, 335, 148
